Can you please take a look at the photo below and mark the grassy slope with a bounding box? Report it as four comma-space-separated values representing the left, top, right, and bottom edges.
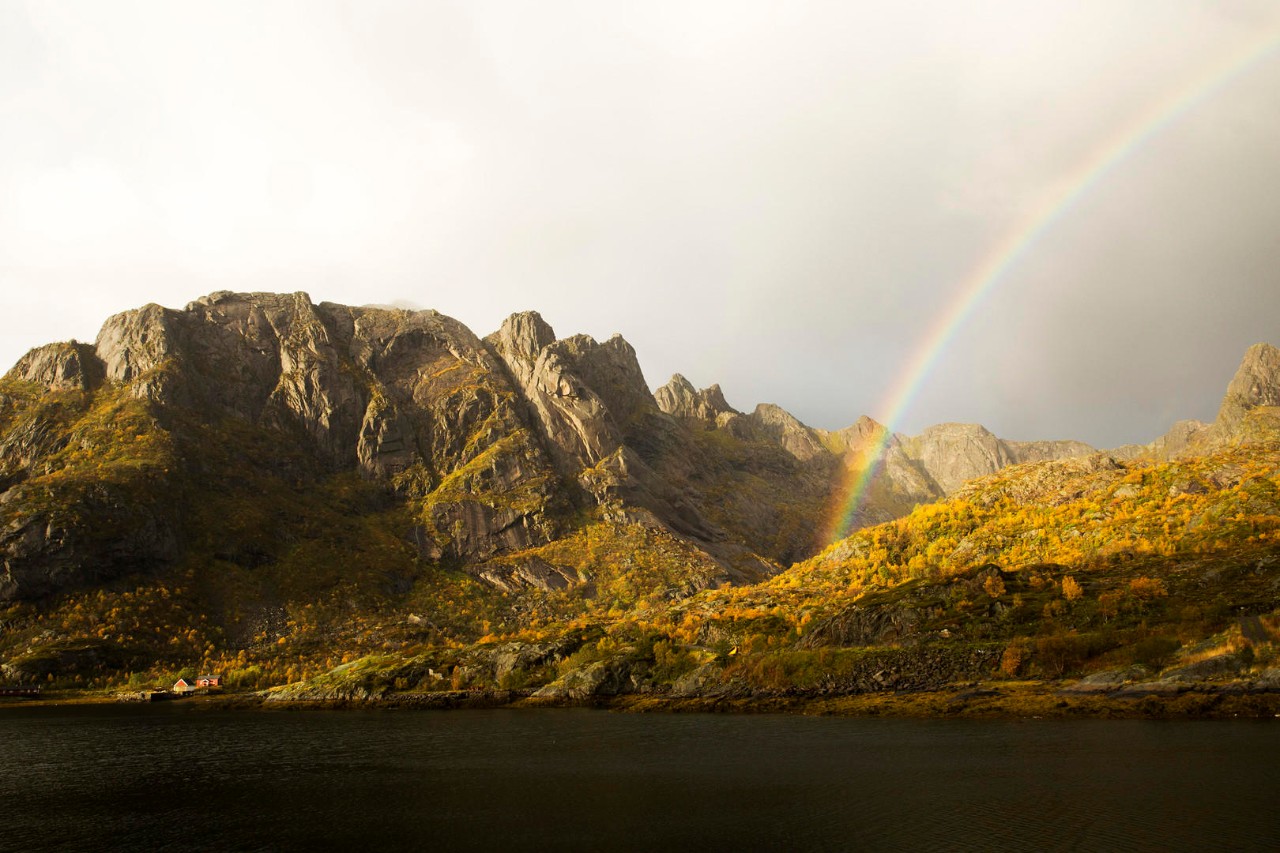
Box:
3, 374, 1279, 711
0, 378, 729, 692
277, 414, 1280, 703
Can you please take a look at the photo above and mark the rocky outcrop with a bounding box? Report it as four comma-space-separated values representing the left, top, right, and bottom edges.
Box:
470, 557, 580, 593
10, 289, 1238, 605
897, 423, 1012, 494
1215, 343, 1280, 433
485, 312, 628, 472
481, 313, 761, 573
747, 403, 829, 462
649, 381, 1099, 558
1, 294, 577, 599
1184, 342, 1280, 453
888, 424, 1097, 497
1005, 438, 1095, 465
94, 292, 361, 458
0, 479, 178, 601
953, 452, 1125, 507
532, 658, 632, 700
655, 374, 736, 422
91, 292, 524, 474
1118, 344, 1280, 460
568, 333, 654, 429
1105, 344, 1280, 460
8, 343, 103, 392
792, 645, 1001, 693
1057, 666, 1152, 694
817, 415, 887, 457
1146, 420, 1211, 460
799, 604, 924, 648
2, 294, 807, 600
95, 302, 176, 390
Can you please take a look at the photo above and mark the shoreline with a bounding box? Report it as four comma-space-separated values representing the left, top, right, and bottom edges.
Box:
6, 682, 1280, 720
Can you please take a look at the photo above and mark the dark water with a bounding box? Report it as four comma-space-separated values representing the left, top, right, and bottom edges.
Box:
1, 705, 1277, 852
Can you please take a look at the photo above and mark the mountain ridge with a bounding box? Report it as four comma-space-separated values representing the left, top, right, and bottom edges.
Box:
2, 290, 1109, 603
2, 292, 1277, 713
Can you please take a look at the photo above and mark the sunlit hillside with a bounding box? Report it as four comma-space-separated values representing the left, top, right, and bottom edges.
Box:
2, 295, 1278, 716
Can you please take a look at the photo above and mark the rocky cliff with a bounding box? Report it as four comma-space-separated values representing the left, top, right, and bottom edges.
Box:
1215, 343, 1280, 432
1, 292, 786, 603
0, 291, 1126, 604
651, 384, 1099, 531
1124, 343, 1280, 462
3, 295, 1278, 706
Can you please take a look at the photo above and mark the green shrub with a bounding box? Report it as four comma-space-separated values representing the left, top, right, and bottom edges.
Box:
1128, 636, 1180, 669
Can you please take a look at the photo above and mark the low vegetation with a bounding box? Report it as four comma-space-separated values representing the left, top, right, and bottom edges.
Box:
2, 374, 1279, 717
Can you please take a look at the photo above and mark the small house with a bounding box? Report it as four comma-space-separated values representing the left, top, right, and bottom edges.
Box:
174, 678, 196, 694
196, 674, 221, 688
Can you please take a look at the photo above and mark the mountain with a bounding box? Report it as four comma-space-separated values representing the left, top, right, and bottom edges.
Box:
1109, 343, 1280, 464
1, 292, 1276, 716
0, 291, 1089, 604
1214, 343, 1280, 433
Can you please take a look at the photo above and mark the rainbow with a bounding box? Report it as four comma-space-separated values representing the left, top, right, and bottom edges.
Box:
822, 27, 1280, 546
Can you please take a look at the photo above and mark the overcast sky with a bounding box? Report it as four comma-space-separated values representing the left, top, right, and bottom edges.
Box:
3, 1, 1279, 447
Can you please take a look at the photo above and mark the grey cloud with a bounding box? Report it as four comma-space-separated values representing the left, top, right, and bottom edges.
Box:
2, 1, 1278, 450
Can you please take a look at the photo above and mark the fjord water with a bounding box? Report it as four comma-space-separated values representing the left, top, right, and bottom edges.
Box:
1, 706, 1277, 852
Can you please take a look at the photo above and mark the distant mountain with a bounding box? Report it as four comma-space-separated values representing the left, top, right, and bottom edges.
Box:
1115, 342, 1280, 461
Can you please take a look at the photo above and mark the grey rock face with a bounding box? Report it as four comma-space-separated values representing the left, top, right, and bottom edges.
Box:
11, 289, 1208, 605
817, 415, 885, 456
8, 343, 103, 392
891, 424, 1097, 497
1216, 343, 1280, 432
1005, 438, 1095, 465
486, 312, 628, 472
1, 293, 580, 600
1150, 419, 1211, 459
570, 333, 654, 429
533, 658, 631, 700
654, 374, 736, 421
671, 662, 724, 697
0, 483, 178, 601
1160, 654, 1245, 682
96, 302, 176, 386
647, 378, 1098, 557
1189, 342, 1280, 450
472, 557, 580, 593
1058, 666, 1151, 694
747, 403, 829, 462
898, 423, 1013, 495
96, 292, 365, 461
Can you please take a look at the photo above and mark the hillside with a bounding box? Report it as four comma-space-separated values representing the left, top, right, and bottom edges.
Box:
1, 292, 1277, 716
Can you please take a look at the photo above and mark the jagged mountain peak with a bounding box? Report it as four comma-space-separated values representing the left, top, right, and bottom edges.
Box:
748, 403, 827, 461
10, 341, 102, 393
9, 290, 1258, 610
816, 415, 891, 458
654, 374, 738, 421
3, 305, 1279, 706
1215, 342, 1280, 432
489, 310, 557, 359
